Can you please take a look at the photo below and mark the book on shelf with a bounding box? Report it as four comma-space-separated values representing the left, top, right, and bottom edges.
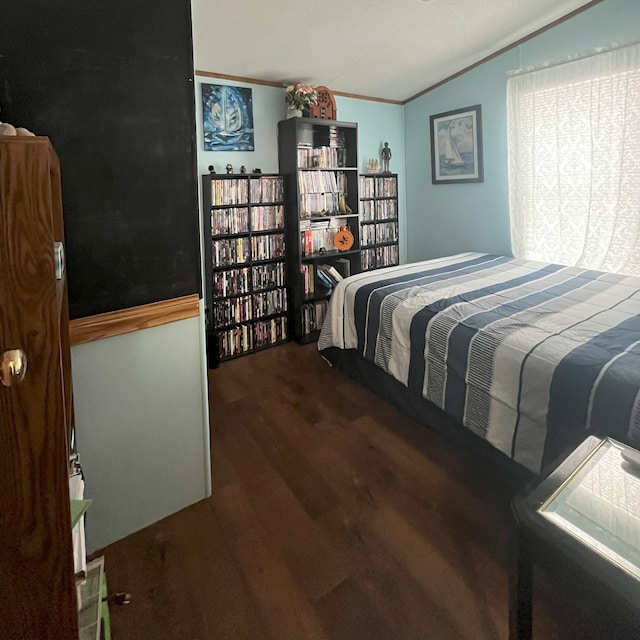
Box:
301, 263, 315, 295
319, 263, 344, 284
316, 268, 336, 290
335, 257, 351, 278
302, 229, 313, 256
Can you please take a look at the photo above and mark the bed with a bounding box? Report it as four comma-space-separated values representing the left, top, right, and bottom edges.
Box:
318, 252, 640, 474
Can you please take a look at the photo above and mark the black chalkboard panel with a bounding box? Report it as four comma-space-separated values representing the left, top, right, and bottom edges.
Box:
0, 1, 201, 319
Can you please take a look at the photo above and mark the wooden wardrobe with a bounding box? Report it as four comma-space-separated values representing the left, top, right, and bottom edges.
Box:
0, 137, 78, 638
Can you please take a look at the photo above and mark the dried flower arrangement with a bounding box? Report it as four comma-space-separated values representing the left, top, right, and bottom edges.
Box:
285, 83, 318, 111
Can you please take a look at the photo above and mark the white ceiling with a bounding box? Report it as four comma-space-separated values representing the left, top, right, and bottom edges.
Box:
191, 0, 599, 103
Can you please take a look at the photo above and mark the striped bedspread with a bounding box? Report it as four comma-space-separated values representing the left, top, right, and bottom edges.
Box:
318, 253, 640, 472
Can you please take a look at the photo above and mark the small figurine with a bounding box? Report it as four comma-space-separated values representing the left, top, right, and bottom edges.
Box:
225, 163, 233, 174
366, 158, 381, 173
240, 165, 247, 174
338, 194, 352, 214
381, 142, 392, 173
208, 164, 216, 174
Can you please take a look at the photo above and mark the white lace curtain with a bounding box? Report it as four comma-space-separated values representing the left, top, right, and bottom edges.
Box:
507, 42, 640, 276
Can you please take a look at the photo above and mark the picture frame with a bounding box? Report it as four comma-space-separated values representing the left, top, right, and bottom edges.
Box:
201, 83, 255, 152
430, 104, 483, 184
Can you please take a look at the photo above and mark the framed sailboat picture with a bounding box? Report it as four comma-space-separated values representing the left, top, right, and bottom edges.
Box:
430, 105, 483, 184
202, 83, 255, 152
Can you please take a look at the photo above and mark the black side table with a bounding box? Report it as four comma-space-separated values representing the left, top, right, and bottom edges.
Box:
510, 436, 640, 640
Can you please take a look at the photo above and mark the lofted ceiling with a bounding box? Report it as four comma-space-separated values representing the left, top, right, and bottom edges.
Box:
191, 0, 600, 103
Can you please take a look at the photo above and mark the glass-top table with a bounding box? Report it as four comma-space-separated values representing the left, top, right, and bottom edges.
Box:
538, 438, 640, 581
509, 436, 640, 640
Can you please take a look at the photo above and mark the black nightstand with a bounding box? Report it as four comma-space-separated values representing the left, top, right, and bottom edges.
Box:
509, 436, 640, 640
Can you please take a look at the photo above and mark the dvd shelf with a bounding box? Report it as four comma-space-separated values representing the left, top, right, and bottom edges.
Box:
278, 117, 361, 343
202, 173, 288, 364
359, 173, 400, 271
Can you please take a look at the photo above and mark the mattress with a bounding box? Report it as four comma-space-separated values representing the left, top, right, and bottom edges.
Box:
318, 253, 640, 472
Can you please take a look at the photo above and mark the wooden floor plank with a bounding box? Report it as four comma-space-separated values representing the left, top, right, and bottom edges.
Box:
370, 503, 505, 640
100, 341, 583, 640
346, 413, 514, 568
253, 402, 503, 638
207, 366, 247, 405
313, 576, 397, 640
169, 499, 267, 640
316, 504, 464, 640
214, 482, 329, 640
214, 401, 352, 602
240, 397, 341, 520
98, 516, 202, 640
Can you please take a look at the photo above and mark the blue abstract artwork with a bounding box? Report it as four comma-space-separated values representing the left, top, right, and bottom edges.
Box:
202, 84, 254, 152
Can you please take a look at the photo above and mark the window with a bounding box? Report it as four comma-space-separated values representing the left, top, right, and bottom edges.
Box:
507, 43, 640, 276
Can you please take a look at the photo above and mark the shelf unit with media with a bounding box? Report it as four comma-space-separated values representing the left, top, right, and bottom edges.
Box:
359, 173, 399, 271
278, 117, 361, 343
202, 173, 289, 363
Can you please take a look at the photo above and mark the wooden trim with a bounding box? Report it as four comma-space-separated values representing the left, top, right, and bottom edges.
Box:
331, 90, 402, 105
195, 70, 283, 88
194, 71, 403, 105
69, 294, 200, 346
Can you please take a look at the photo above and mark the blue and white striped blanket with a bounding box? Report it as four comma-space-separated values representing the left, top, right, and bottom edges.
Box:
318, 253, 640, 472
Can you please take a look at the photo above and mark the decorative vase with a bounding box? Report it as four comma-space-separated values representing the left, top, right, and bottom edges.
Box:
287, 107, 303, 119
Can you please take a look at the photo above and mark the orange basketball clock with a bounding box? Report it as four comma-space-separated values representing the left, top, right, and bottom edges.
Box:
333, 225, 354, 251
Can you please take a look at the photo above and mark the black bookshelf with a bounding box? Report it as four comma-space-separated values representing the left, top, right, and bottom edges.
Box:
359, 173, 399, 271
278, 117, 361, 343
202, 173, 288, 364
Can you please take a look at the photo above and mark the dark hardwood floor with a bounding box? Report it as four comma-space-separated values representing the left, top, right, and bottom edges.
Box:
99, 341, 583, 639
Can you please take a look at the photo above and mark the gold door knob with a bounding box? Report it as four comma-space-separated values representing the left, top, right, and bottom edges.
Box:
1, 349, 27, 387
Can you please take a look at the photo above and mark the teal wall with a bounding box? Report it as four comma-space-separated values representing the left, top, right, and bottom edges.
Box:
404, 0, 640, 262
193, 0, 638, 270
338, 98, 407, 262
72, 310, 211, 551
194, 78, 407, 263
